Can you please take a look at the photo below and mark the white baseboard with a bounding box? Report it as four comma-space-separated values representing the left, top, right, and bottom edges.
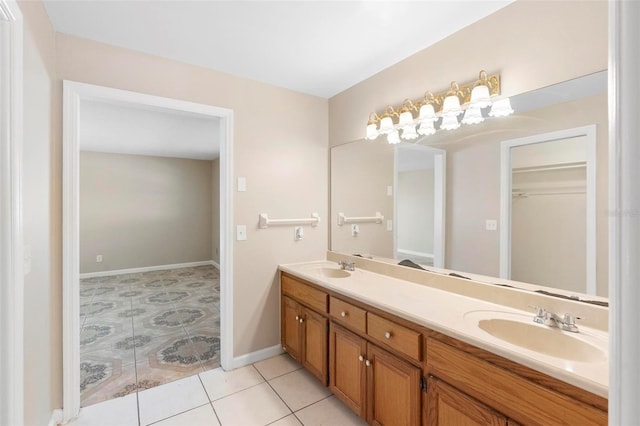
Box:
79, 260, 216, 279
211, 260, 220, 269
229, 344, 284, 370
48, 409, 64, 426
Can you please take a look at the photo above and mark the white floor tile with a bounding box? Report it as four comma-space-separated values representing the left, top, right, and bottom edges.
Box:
199, 365, 264, 401
72, 393, 139, 426
151, 404, 220, 426
138, 375, 209, 425
212, 382, 291, 426
268, 414, 302, 426
269, 369, 331, 412
254, 354, 302, 380
295, 396, 367, 426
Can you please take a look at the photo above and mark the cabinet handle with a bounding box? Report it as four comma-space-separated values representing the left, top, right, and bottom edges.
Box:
299, 318, 304, 323
365, 360, 371, 367
384, 331, 392, 339
295, 315, 299, 321
341, 311, 346, 317
358, 355, 364, 362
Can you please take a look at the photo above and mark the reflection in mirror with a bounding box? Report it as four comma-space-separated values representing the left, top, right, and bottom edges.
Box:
499, 127, 596, 295
394, 145, 445, 267
330, 71, 608, 299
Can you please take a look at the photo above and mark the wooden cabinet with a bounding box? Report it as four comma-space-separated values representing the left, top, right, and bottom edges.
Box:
281, 271, 608, 426
426, 376, 507, 426
367, 343, 421, 426
330, 323, 422, 426
281, 274, 329, 385
426, 336, 607, 426
330, 323, 367, 417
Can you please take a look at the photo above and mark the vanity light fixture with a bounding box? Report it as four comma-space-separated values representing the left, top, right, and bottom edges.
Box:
365, 70, 513, 143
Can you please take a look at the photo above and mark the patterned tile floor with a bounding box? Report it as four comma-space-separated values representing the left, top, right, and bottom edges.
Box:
80, 265, 220, 407
71, 354, 367, 426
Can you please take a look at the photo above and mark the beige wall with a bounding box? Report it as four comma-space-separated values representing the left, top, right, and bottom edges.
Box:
79, 152, 213, 273
330, 138, 393, 257
397, 169, 435, 257
329, 0, 608, 147
18, 1, 61, 424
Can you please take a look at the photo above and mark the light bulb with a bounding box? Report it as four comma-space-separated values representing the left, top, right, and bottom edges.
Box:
418, 104, 436, 120
417, 120, 436, 136
401, 125, 418, 140
469, 84, 492, 109
442, 94, 462, 117
398, 110, 414, 128
489, 98, 514, 117
366, 123, 379, 140
440, 115, 460, 131
461, 107, 484, 125
379, 116, 394, 134
387, 129, 400, 144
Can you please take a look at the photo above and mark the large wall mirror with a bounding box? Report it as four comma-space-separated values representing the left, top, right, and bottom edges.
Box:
330, 70, 608, 299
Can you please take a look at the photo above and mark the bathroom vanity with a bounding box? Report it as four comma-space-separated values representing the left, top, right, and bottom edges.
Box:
279, 256, 608, 426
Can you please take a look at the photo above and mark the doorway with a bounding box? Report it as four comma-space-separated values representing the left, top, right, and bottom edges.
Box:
62, 81, 234, 422
499, 125, 596, 294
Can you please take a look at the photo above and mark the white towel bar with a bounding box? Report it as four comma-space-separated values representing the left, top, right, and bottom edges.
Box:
259, 213, 320, 229
337, 212, 384, 226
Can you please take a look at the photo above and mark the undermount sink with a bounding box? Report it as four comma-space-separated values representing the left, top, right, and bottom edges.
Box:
464, 311, 607, 363
305, 266, 351, 279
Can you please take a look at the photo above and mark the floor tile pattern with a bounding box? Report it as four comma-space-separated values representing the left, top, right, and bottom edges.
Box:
73, 354, 367, 426
79, 265, 220, 407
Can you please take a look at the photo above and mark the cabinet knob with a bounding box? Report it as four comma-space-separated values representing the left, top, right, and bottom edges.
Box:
365, 360, 371, 367
358, 355, 364, 362
341, 311, 346, 317
384, 331, 392, 339
299, 318, 304, 323
295, 315, 299, 321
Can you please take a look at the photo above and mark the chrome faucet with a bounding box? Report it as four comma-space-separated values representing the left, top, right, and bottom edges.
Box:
338, 261, 355, 271
533, 307, 579, 333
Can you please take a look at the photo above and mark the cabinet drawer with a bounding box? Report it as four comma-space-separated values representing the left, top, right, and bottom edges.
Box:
281, 274, 328, 313
330, 297, 367, 333
367, 313, 422, 362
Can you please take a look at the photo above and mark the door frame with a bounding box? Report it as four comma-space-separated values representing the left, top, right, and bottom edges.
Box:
62, 81, 234, 422
499, 125, 597, 295
0, 1, 23, 425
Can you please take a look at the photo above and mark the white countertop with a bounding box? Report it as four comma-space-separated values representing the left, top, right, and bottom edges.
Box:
279, 260, 608, 399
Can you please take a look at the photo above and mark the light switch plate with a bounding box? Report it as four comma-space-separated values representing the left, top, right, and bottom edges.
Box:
236, 225, 247, 240
237, 177, 247, 192
485, 219, 498, 231
387, 220, 393, 231
387, 186, 393, 196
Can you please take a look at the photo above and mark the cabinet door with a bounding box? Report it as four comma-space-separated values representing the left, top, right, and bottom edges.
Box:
367, 343, 421, 426
329, 323, 367, 418
426, 376, 507, 426
302, 306, 328, 385
282, 296, 302, 361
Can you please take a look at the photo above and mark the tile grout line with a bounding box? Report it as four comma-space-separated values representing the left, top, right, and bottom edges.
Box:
195, 373, 223, 425
255, 365, 298, 418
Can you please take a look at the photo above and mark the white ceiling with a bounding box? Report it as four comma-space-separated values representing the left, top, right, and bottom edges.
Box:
43, 1, 513, 98
80, 99, 220, 160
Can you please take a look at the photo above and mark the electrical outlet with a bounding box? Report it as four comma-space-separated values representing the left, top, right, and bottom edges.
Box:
294, 226, 303, 241
386, 220, 393, 231
96, 255, 103, 262
485, 220, 498, 231
351, 224, 360, 237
